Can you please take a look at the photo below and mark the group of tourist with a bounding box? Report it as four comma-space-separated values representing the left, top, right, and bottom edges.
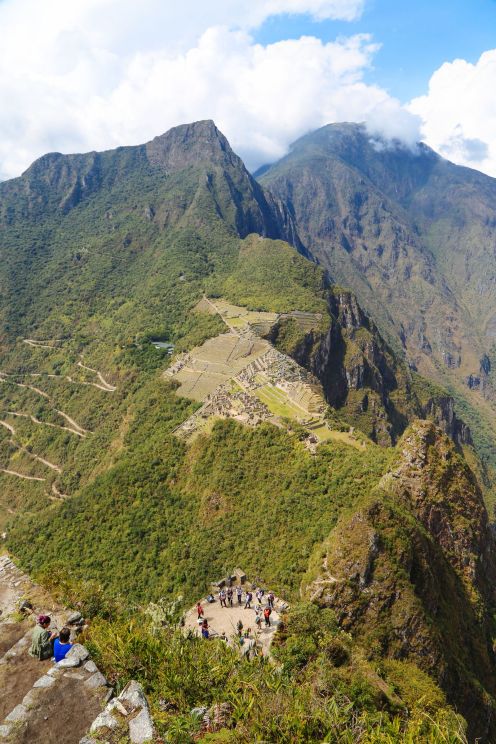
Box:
195, 585, 276, 642
29, 615, 73, 662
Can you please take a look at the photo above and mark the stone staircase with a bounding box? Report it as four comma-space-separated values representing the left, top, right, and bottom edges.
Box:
0, 556, 107, 743
0, 555, 155, 743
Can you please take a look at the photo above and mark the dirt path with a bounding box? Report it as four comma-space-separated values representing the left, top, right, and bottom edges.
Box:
0, 374, 50, 399
23, 339, 62, 350
0, 469, 45, 482
13, 674, 104, 744
77, 361, 116, 392
54, 409, 88, 435
29, 373, 113, 393
1, 420, 61, 472
6, 412, 86, 438
51, 482, 68, 500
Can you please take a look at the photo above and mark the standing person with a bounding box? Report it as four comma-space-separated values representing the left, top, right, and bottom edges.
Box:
263, 607, 272, 627
197, 602, 204, 619
227, 587, 233, 607
219, 589, 227, 608
237, 586, 243, 605
255, 608, 262, 631
267, 591, 275, 609
236, 619, 243, 637
29, 615, 57, 660
255, 589, 263, 604
244, 590, 253, 609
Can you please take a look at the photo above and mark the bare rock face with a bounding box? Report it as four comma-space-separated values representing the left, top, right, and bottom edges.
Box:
303, 420, 496, 742
279, 288, 471, 448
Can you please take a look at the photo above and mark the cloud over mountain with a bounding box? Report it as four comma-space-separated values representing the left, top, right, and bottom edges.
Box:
0, 0, 418, 178
410, 50, 496, 176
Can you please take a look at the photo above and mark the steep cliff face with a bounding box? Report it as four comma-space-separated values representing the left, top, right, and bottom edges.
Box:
303, 421, 496, 741
270, 288, 471, 448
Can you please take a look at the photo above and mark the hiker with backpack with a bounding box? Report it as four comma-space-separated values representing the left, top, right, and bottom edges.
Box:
227, 587, 234, 607
264, 606, 272, 627
267, 591, 275, 609
244, 590, 253, 609
237, 586, 243, 605
219, 589, 227, 608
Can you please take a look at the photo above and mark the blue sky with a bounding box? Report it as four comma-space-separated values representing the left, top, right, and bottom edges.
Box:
255, 0, 496, 101
1, 0, 496, 178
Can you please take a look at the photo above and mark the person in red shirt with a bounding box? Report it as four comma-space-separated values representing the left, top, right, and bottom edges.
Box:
263, 607, 272, 627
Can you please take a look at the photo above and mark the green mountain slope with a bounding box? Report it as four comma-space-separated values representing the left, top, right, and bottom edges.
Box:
259, 123, 496, 478
1, 120, 495, 741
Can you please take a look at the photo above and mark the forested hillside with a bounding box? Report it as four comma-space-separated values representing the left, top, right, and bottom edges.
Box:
2, 120, 496, 741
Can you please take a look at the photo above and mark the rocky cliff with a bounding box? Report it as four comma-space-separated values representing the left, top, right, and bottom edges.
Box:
269, 288, 472, 448
303, 420, 496, 741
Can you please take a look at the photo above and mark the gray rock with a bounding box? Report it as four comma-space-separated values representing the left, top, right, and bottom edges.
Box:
0, 724, 13, 738
79, 738, 96, 744
33, 674, 56, 688
56, 656, 80, 668
191, 706, 208, 717
108, 698, 128, 716
67, 611, 83, 624
22, 689, 39, 707
89, 709, 119, 733
64, 672, 86, 680
84, 660, 98, 673
66, 643, 89, 662
5, 704, 28, 722
84, 671, 107, 689
47, 666, 64, 677
119, 680, 147, 710
129, 707, 155, 744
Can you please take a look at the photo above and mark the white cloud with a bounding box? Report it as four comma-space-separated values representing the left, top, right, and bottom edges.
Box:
0, 0, 419, 179
410, 50, 496, 176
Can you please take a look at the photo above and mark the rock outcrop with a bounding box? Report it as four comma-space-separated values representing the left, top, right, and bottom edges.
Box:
303, 421, 496, 741
272, 288, 471, 448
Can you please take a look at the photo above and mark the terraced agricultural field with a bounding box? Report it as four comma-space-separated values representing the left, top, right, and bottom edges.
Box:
169, 333, 270, 402
211, 299, 278, 331
254, 383, 311, 420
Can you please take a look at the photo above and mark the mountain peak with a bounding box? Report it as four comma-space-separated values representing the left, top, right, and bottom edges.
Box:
145, 119, 237, 171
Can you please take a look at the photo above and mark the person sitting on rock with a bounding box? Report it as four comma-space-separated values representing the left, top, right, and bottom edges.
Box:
53, 626, 73, 662
29, 615, 57, 660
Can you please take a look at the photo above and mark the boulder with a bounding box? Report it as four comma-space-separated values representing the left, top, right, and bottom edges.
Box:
84, 671, 107, 689
67, 611, 83, 624
57, 656, 80, 669
89, 709, 118, 733
33, 674, 56, 688
5, 704, 28, 722
129, 707, 154, 744
65, 643, 89, 663
84, 660, 98, 673
120, 680, 148, 710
